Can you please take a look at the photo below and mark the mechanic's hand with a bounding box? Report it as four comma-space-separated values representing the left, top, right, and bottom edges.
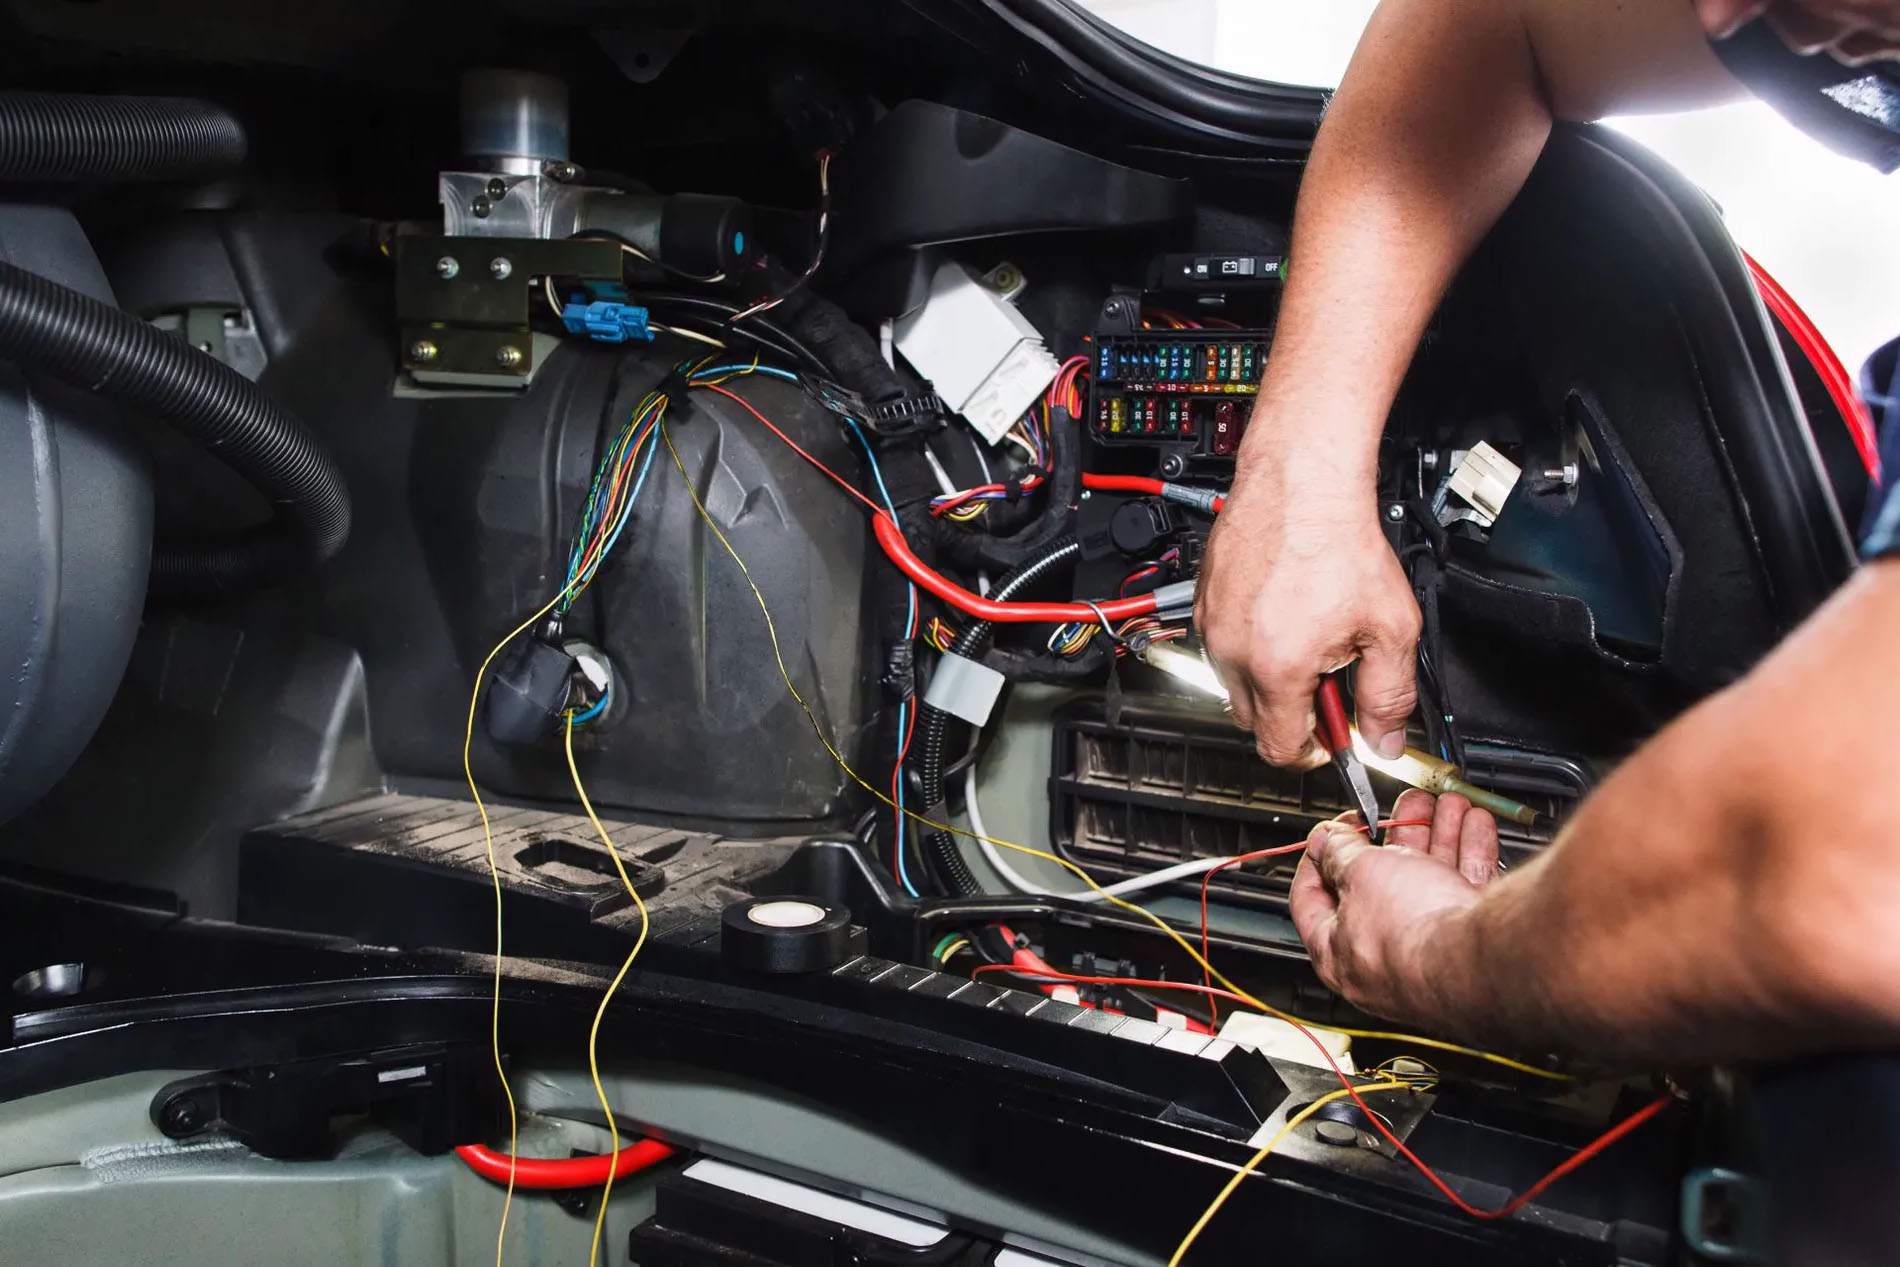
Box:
1699, 0, 1900, 64
1194, 455, 1420, 766
1289, 789, 1499, 1022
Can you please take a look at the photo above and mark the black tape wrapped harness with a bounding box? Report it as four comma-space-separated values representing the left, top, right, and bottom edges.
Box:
915, 537, 1081, 896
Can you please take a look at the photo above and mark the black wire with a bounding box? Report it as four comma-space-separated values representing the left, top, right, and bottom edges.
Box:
634, 291, 828, 373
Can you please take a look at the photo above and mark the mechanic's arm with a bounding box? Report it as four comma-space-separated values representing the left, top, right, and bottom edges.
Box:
1296, 559, 1900, 1064
1196, 0, 1743, 766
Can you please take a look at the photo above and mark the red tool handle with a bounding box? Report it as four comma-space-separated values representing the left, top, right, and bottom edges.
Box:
1315, 675, 1352, 755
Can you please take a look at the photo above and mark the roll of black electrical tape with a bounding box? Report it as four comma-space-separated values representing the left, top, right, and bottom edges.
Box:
721, 896, 854, 974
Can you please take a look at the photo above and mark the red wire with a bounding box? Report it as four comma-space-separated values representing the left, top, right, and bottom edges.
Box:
1080, 472, 1226, 512
969, 963, 1668, 1219
454, 1139, 675, 1189
707, 383, 1160, 624
1195, 819, 1433, 1020
873, 513, 1159, 623
698, 383, 882, 513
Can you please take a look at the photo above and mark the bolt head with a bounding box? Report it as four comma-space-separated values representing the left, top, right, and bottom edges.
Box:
1385, 502, 1406, 522
470, 196, 491, 219
161, 1100, 202, 1134
495, 345, 524, 370
485, 176, 508, 199
435, 256, 460, 280
489, 257, 513, 280
409, 340, 438, 363
1159, 453, 1187, 479
544, 161, 579, 181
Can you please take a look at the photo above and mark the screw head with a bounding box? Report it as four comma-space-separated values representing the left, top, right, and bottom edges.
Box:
470, 196, 491, 219
409, 340, 438, 363
1385, 502, 1406, 522
494, 345, 524, 369
489, 257, 513, 280
544, 160, 579, 181
1159, 453, 1187, 479
435, 256, 459, 280
485, 176, 508, 199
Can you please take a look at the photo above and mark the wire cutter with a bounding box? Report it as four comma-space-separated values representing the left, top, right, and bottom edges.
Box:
1316, 674, 1381, 842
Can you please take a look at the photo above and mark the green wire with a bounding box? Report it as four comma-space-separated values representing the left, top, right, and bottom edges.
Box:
929, 933, 969, 963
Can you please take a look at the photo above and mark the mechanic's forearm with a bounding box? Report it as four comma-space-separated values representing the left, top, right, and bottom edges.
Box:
1236, 0, 1552, 494
1414, 563, 1900, 1064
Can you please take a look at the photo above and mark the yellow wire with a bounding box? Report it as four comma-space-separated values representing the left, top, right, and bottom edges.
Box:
565, 716, 652, 1267
462, 589, 571, 1267
657, 417, 1571, 1084
1168, 1081, 1417, 1266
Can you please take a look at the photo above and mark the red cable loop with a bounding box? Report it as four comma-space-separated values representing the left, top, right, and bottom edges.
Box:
453, 1139, 676, 1189
872, 513, 1159, 623
1745, 252, 1879, 480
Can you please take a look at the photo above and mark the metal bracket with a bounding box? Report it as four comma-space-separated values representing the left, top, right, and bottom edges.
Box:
394, 234, 621, 386
149, 1041, 500, 1160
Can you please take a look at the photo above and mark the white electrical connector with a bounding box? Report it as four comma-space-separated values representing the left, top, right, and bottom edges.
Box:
1445, 440, 1521, 527
893, 261, 1059, 445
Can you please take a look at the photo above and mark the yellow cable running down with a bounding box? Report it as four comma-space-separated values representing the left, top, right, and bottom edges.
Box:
656, 418, 1569, 1084
462, 587, 571, 1267
1167, 1081, 1417, 1266
565, 716, 652, 1267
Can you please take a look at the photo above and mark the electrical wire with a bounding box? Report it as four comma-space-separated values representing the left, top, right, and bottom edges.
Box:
843, 416, 921, 898
971, 962, 1660, 1225
930, 933, 970, 963
463, 587, 576, 1267
1168, 1083, 1416, 1266
566, 715, 652, 1267
729, 150, 831, 323
659, 399, 1569, 1085
455, 1140, 675, 1189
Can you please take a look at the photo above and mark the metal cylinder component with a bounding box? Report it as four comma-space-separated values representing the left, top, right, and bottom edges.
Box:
459, 70, 569, 174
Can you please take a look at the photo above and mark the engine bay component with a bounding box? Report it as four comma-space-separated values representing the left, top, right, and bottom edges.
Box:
893, 260, 1058, 444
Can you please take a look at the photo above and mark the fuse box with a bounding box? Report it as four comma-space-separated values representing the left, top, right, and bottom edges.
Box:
1088, 333, 1270, 456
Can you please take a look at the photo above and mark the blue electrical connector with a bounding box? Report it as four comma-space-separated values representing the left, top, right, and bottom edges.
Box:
560, 299, 655, 344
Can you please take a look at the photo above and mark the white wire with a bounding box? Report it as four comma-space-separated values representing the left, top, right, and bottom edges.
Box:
964, 753, 1236, 902
921, 444, 959, 497
651, 322, 726, 349
1003, 430, 1040, 463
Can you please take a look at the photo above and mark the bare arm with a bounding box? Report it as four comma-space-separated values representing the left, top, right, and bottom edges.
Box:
1196, 0, 1742, 765
1297, 561, 1900, 1064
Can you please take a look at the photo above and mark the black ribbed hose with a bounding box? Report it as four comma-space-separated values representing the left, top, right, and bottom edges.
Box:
0, 92, 246, 182
0, 260, 351, 595
917, 538, 1082, 896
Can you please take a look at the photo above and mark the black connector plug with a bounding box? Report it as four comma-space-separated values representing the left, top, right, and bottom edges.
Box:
484, 637, 577, 745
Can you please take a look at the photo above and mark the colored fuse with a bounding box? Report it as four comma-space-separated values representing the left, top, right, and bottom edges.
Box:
1212, 400, 1241, 454
1099, 347, 1114, 379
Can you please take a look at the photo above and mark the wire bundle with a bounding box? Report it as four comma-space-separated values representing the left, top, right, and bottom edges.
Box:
928, 354, 1088, 519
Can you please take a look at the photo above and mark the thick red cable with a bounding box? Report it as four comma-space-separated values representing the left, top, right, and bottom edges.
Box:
1744, 252, 1879, 479
872, 513, 1159, 623
1080, 472, 1226, 512
455, 1139, 675, 1189
969, 963, 1667, 1219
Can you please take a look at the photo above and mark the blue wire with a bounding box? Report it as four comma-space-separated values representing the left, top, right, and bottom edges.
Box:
579, 421, 660, 589
691, 364, 799, 382
568, 680, 611, 725
844, 416, 920, 898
